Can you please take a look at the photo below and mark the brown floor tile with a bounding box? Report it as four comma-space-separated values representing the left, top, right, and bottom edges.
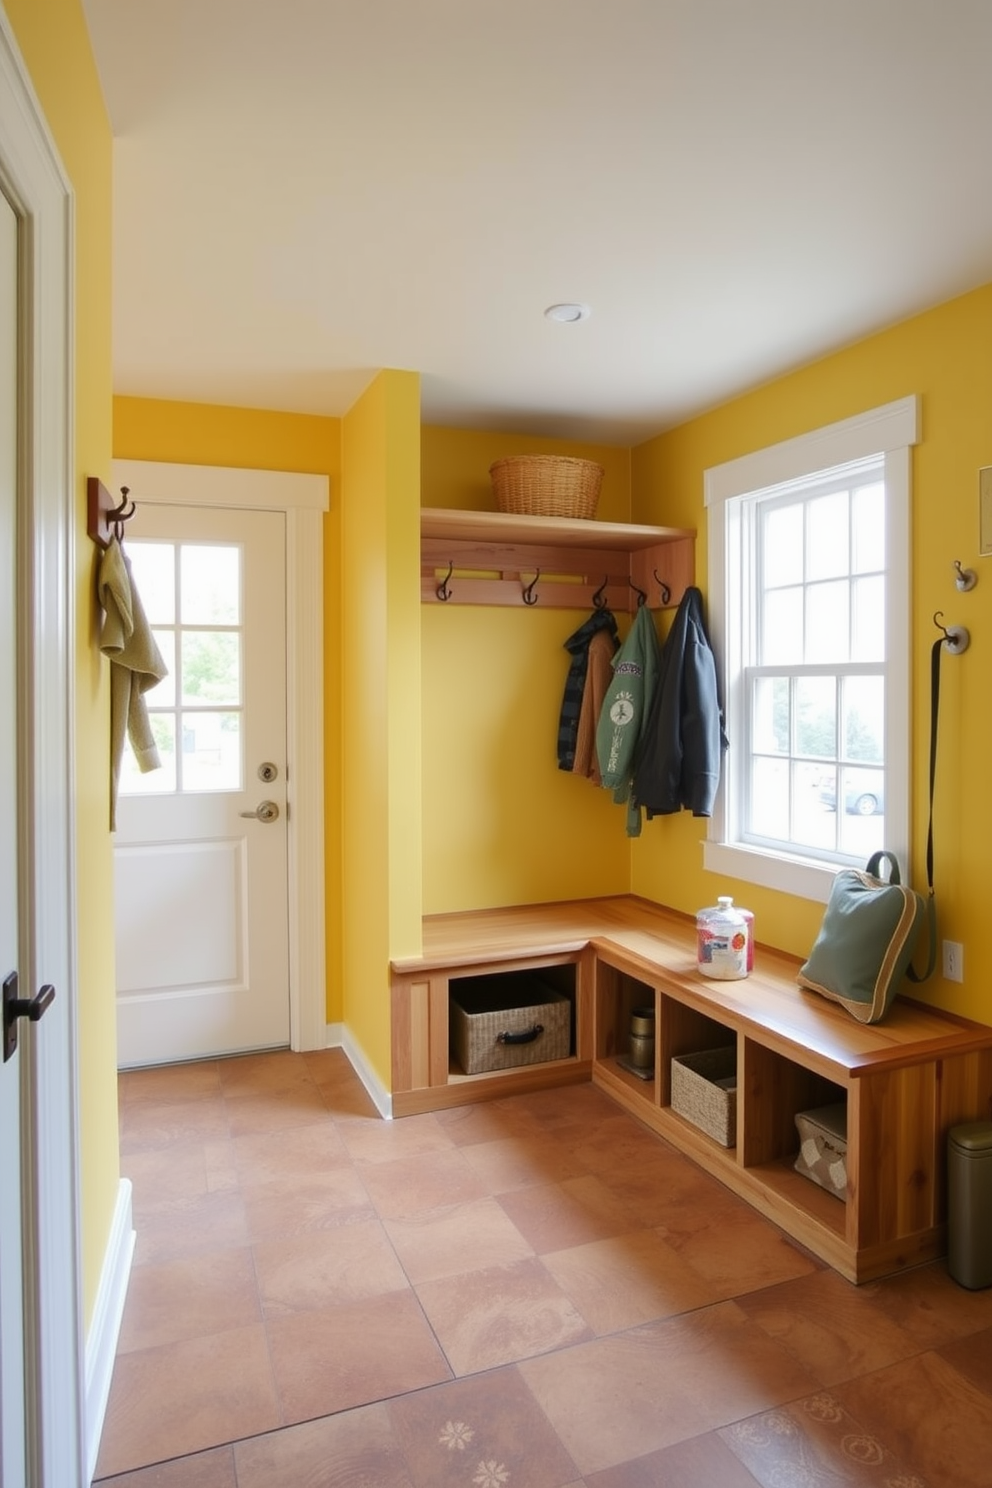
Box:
460, 1133, 589, 1192
504, 1082, 625, 1137
123, 1143, 218, 1219
384, 1196, 534, 1285
434, 1099, 548, 1147
252, 1218, 409, 1314
586, 1431, 761, 1487
118, 1063, 223, 1107
233, 1402, 414, 1488
595, 1143, 735, 1228
835, 1350, 992, 1488
117, 1248, 261, 1353
416, 1254, 593, 1374
738, 1266, 922, 1385
131, 1189, 249, 1267
721, 1392, 930, 1487
660, 1191, 820, 1298
241, 1166, 375, 1243
519, 1300, 819, 1476
562, 1113, 680, 1174
388, 1366, 580, 1488
338, 1109, 455, 1164
265, 1289, 452, 1422
230, 1117, 351, 1183
321, 1080, 382, 1120
95, 1445, 237, 1486
542, 1229, 717, 1334
937, 1324, 992, 1396
497, 1173, 646, 1254
95, 1325, 282, 1479
358, 1146, 489, 1220
861, 1260, 992, 1349
216, 1049, 320, 1097
119, 1097, 231, 1154
222, 1082, 332, 1137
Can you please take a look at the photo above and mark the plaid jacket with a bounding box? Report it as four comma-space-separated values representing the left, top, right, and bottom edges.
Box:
557, 608, 620, 770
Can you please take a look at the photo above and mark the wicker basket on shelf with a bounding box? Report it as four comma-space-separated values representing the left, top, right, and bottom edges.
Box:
489, 454, 604, 519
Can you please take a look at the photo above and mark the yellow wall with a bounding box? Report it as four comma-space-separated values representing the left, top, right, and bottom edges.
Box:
420, 427, 635, 912
340, 372, 421, 1083
6, 0, 116, 1326
630, 283, 992, 1023
113, 396, 346, 1019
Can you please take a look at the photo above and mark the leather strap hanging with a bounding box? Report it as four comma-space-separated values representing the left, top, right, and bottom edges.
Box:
906, 635, 942, 983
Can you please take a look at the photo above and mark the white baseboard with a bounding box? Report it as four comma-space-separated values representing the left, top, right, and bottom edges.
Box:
327, 1023, 392, 1118
85, 1178, 135, 1484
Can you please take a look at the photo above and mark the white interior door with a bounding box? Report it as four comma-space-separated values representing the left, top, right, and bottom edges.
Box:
114, 504, 291, 1067
0, 177, 27, 1488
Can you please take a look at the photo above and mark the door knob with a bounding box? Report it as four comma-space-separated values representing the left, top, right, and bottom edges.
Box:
239, 800, 280, 823
3, 971, 56, 1063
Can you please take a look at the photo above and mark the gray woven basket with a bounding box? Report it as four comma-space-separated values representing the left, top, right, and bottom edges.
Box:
450, 975, 572, 1074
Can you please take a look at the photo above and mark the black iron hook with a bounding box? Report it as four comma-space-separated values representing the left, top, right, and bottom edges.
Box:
934, 610, 971, 654
653, 569, 671, 606
522, 570, 540, 606
110, 485, 136, 543
592, 575, 609, 610
436, 560, 454, 602
629, 578, 647, 608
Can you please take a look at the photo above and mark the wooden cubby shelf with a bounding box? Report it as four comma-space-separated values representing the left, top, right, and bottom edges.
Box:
390, 896, 992, 1283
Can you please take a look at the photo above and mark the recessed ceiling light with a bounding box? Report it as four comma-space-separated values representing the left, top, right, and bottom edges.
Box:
544, 302, 591, 323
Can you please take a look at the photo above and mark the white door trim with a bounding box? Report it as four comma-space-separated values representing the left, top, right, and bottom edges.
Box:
0, 7, 84, 1485
112, 458, 329, 1051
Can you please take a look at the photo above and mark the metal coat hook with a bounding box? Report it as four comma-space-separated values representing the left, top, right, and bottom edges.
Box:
436, 560, 454, 602
592, 575, 609, 610
109, 486, 136, 543
953, 559, 978, 592
933, 610, 970, 654
653, 569, 671, 606
629, 578, 647, 608
522, 570, 540, 605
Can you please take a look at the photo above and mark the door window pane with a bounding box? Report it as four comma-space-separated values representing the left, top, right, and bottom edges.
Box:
118, 714, 176, 794
181, 545, 240, 624
127, 542, 175, 624
181, 712, 241, 791
181, 631, 240, 707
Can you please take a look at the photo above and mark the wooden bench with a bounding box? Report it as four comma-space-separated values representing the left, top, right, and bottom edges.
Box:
390, 896, 992, 1281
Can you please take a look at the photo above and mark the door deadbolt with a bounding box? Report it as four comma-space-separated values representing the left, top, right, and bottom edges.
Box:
257, 762, 279, 783
239, 799, 280, 823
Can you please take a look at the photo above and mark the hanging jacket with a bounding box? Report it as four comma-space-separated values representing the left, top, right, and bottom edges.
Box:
572, 625, 618, 785
557, 608, 620, 770
595, 603, 662, 836
634, 585, 726, 819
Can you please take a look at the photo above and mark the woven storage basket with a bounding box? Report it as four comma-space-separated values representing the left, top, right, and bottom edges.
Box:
449, 973, 572, 1075
489, 454, 604, 519
671, 1046, 737, 1146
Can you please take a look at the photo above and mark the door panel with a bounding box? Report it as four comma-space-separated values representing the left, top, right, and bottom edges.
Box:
0, 180, 26, 1488
114, 504, 290, 1067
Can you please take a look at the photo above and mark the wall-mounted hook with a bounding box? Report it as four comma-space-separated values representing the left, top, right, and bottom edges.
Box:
653, 569, 671, 606
592, 575, 609, 610
436, 560, 454, 602
109, 485, 136, 543
522, 570, 540, 605
934, 610, 970, 654
953, 559, 978, 592
629, 578, 647, 608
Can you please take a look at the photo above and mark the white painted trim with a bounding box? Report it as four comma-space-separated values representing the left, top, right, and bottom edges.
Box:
704, 396, 920, 506
84, 1181, 135, 1485
0, 9, 85, 1485
334, 1026, 393, 1119
112, 458, 329, 1053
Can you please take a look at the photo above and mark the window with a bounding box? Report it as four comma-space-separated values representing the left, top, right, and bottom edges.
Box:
118, 540, 244, 795
704, 397, 919, 902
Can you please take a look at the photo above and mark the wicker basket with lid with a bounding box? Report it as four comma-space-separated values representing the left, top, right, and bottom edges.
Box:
489, 454, 604, 520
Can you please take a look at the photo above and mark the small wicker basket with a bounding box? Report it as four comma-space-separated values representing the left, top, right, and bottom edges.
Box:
489, 454, 604, 520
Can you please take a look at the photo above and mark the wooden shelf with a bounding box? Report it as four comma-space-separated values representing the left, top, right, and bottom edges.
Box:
421, 507, 695, 611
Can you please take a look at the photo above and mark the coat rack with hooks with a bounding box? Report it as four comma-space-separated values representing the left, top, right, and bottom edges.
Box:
87, 476, 137, 548
421, 507, 694, 612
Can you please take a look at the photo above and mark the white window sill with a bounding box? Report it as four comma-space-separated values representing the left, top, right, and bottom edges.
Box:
703, 840, 838, 904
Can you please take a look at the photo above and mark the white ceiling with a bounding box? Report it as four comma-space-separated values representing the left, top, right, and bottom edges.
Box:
82, 0, 992, 445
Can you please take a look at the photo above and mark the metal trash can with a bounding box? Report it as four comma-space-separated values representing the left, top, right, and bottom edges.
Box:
948, 1121, 992, 1289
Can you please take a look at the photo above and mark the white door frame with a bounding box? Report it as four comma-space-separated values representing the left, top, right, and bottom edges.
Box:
1, 8, 84, 1486
112, 458, 329, 1053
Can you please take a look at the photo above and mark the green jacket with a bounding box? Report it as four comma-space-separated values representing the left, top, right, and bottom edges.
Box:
595, 604, 661, 836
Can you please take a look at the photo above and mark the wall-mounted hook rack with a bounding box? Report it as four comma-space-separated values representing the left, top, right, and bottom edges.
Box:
934, 610, 970, 654
521, 570, 540, 606
87, 477, 137, 548
953, 559, 978, 592
436, 560, 454, 602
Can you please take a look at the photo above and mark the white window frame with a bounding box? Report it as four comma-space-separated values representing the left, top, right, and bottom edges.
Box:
704, 396, 919, 904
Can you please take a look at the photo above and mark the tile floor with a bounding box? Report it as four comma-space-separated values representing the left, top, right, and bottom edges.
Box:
95, 1048, 992, 1487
